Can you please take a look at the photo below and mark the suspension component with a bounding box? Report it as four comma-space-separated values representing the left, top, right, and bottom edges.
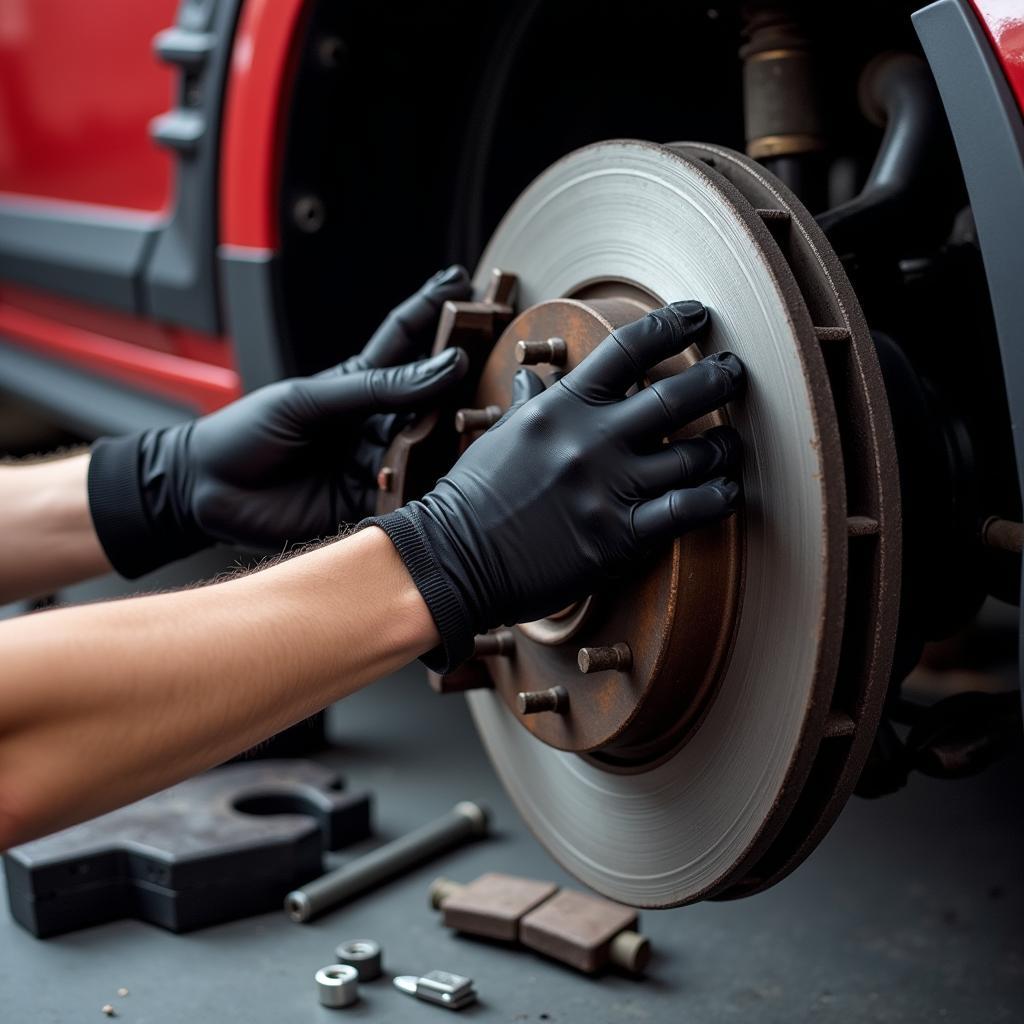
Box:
740, 3, 824, 162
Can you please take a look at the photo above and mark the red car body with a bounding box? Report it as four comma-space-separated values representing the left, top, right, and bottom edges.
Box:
0, 0, 1021, 430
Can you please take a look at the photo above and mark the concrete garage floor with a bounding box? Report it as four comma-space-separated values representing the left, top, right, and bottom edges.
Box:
1, 661, 1022, 1023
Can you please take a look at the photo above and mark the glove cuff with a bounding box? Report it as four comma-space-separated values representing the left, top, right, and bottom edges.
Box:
88, 432, 207, 579
361, 508, 474, 674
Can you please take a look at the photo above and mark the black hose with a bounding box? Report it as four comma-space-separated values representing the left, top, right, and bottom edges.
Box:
817, 52, 953, 254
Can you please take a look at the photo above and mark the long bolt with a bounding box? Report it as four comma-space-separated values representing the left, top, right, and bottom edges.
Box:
473, 630, 515, 657
454, 405, 502, 434
515, 337, 568, 366
284, 801, 489, 923
517, 686, 569, 715
577, 643, 632, 674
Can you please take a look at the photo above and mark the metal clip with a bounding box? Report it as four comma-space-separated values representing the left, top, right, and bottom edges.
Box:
393, 970, 477, 1010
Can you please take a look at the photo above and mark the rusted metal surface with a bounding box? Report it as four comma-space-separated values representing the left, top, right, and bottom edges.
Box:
515, 337, 567, 365
517, 686, 569, 716
474, 297, 743, 759
982, 516, 1024, 554
473, 630, 515, 658
673, 142, 900, 901
577, 643, 632, 675
454, 405, 502, 434
740, 4, 825, 160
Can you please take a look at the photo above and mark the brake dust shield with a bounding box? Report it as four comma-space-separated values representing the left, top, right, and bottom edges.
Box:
390, 141, 900, 907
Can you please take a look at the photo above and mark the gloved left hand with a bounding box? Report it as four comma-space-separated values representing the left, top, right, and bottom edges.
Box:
88, 266, 471, 578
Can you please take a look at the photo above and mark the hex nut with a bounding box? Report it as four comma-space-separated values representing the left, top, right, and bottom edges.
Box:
334, 938, 382, 981
315, 964, 360, 1008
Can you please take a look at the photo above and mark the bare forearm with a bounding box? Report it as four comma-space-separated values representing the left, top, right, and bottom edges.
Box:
0, 527, 437, 847
0, 453, 111, 603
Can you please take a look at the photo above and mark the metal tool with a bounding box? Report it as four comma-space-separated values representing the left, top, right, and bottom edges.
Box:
393, 971, 477, 1010
4, 760, 370, 938
315, 965, 359, 1008
334, 939, 382, 981
285, 801, 489, 923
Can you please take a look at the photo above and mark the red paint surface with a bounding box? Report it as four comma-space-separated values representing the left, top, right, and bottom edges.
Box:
220, 0, 309, 249
0, 0, 178, 213
0, 285, 240, 412
971, 1, 1024, 113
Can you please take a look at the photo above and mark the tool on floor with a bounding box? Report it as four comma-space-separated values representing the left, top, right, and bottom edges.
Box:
285, 800, 489, 923
430, 872, 651, 974
393, 970, 477, 1011
334, 938, 383, 981
3, 761, 371, 938
315, 964, 360, 1008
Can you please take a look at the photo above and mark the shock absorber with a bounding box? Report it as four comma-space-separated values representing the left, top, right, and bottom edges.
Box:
740, 2, 826, 208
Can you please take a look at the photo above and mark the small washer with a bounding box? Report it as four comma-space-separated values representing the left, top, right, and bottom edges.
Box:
315, 964, 359, 1008
334, 939, 383, 981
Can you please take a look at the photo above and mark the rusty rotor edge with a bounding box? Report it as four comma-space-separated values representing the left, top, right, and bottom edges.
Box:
673, 143, 901, 900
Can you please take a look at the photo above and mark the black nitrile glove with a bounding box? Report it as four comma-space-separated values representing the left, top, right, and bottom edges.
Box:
364, 301, 745, 672
89, 266, 472, 578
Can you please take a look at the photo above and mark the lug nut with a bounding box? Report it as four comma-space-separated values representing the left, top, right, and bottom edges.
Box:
376, 466, 394, 492
473, 630, 515, 657
577, 643, 632, 674
517, 686, 569, 715
455, 405, 502, 433
515, 338, 568, 366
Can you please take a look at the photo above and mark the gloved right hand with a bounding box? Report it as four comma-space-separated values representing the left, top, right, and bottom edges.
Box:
364, 300, 745, 671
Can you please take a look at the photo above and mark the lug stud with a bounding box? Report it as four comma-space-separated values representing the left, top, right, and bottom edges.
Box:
473, 630, 515, 657
455, 405, 502, 434
428, 663, 493, 694
577, 643, 632, 674
515, 338, 567, 366
517, 686, 569, 715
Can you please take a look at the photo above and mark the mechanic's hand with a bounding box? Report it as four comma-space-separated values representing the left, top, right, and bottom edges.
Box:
365, 300, 745, 671
89, 266, 472, 578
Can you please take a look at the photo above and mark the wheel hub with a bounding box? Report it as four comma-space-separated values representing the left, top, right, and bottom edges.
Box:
476, 297, 743, 764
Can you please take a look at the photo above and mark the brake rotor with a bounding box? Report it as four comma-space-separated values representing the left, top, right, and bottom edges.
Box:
380, 139, 899, 907
462, 139, 904, 907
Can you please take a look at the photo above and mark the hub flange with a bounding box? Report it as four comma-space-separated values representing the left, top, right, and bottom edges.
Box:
475, 297, 743, 763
